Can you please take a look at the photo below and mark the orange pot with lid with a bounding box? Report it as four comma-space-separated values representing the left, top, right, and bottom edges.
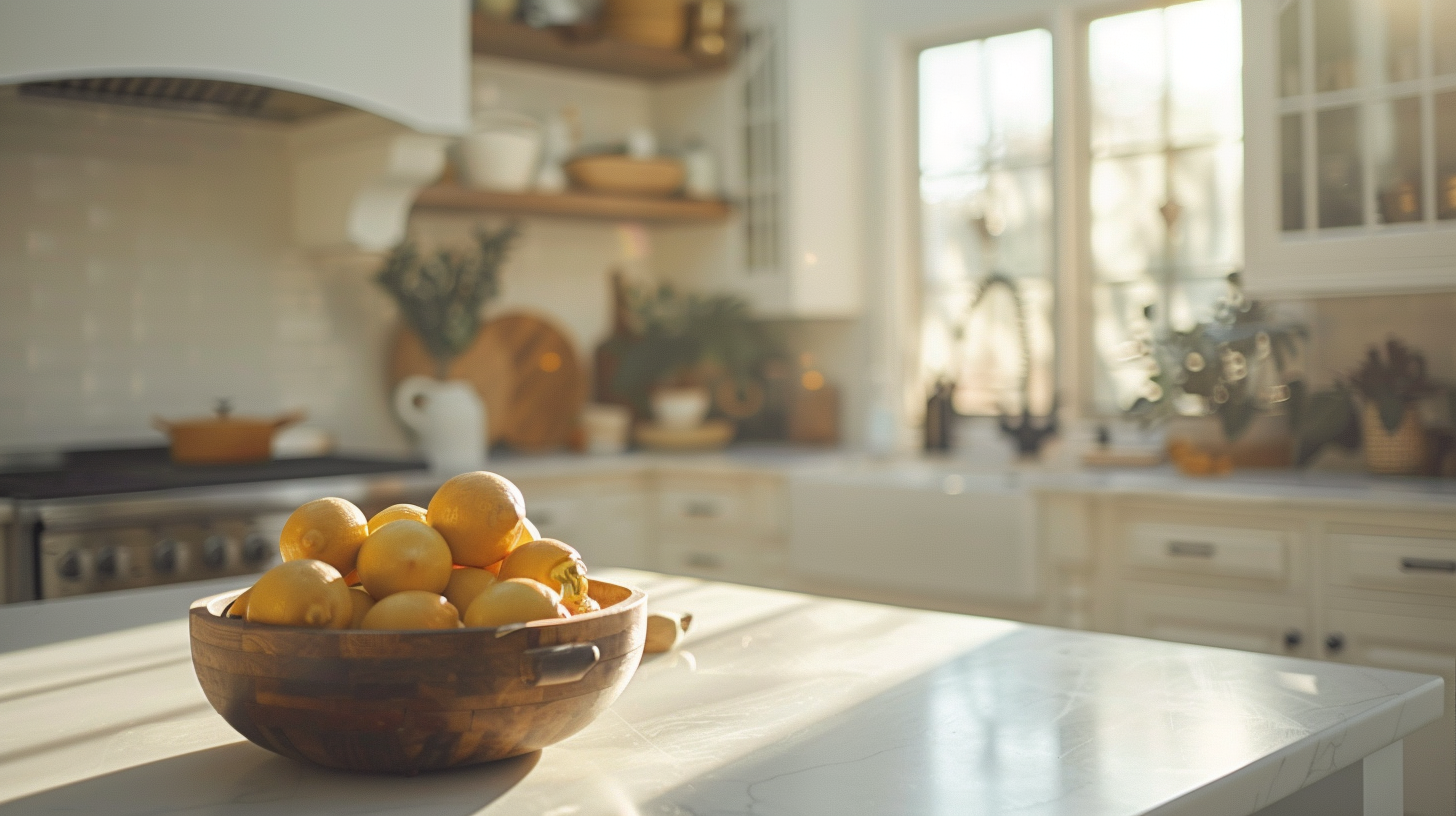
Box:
153, 401, 306, 464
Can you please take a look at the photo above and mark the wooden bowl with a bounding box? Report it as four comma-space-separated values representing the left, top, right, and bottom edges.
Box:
189, 580, 646, 774
566, 155, 685, 197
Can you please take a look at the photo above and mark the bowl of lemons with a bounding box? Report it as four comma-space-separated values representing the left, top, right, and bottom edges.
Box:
189, 471, 647, 775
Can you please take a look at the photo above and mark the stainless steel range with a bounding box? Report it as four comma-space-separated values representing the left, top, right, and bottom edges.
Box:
0, 448, 437, 603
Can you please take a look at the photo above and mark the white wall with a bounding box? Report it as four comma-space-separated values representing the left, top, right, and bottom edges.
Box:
0, 59, 662, 455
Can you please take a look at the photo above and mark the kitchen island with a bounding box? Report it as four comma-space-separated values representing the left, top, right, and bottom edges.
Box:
0, 569, 1442, 816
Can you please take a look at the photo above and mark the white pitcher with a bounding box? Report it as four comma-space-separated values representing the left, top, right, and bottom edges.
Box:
394, 376, 486, 475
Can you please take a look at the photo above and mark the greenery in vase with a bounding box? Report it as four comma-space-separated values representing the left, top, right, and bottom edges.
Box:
1348, 338, 1439, 432
609, 284, 782, 412
1130, 273, 1306, 442
375, 225, 518, 378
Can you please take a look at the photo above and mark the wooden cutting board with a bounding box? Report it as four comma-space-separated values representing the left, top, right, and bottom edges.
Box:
388, 312, 587, 452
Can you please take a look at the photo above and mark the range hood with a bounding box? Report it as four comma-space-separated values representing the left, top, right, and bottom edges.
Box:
0, 0, 472, 252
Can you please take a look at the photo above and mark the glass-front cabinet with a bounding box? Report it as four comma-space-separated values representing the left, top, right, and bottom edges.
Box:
1243, 0, 1456, 295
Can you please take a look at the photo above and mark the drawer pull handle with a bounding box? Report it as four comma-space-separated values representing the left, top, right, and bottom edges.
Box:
684, 501, 719, 518
1400, 557, 1456, 573
1167, 541, 1215, 558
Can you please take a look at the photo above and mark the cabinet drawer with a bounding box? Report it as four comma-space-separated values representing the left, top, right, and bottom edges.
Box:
658, 538, 786, 586
655, 474, 785, 538
1126, 523, 1289, 582
1329, 532, 1456, 599
1119, 589, 1312, 656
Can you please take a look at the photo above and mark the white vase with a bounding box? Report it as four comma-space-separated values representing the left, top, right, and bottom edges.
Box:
394, 376, 486, 475
459, 111, 542, 192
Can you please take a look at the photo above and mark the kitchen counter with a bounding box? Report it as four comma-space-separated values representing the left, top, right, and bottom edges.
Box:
0, 569, 1441, 816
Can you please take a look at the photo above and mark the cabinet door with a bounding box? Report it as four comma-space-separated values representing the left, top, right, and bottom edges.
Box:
1118, 588, 1313, 656
1321, 606, 1455, 816
513, 478, 652, 570
1242, 0, 1456, 296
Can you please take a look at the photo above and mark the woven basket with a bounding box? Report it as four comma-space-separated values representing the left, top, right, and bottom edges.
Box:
1361, 403, 1426, 475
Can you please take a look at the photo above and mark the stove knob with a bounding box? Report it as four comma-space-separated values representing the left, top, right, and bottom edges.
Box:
152, 539, 179, 573
242, 534, 272, 566
202, 535, 228, 568
94, 547, 118, 579
57, 550, 83, 580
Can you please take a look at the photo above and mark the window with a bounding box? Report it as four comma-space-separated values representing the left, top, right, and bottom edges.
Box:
917, 29, 1055, 416
1087, 0, 1245, 411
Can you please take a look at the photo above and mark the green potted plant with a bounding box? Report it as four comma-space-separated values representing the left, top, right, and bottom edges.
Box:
1130, 273, 1306, 469
608, 284, 781, 431
1347, 338, 1439, 475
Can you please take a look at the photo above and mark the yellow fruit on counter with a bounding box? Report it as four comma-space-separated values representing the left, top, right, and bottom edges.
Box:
443, 567, 497, 614
463, 578, 569, 628
226, 587, 252, 619
356, 519, 453, 599
368, 503, 428, 533
279, 498, 369, 574
426, 471, 527, 568
245, 560, 351, 629
347, 586, 376, 628
498, 538, 594, 613
359, 590, 462, 630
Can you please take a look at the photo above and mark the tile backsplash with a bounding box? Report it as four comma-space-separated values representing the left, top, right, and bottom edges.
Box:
0, 88, 643, 456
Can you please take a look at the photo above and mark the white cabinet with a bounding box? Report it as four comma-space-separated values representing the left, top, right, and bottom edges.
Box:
1321, 604, 1456, 816
654, 470, 790, 587
653, 0, 863, 318
1118, 589, 1313, 656
1242, 0, 1456, 296
512, 474, 653, 570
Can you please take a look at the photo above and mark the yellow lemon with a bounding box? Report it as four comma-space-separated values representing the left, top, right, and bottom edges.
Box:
426, 471, 526, 568
443, 567, 497, 615
359, 591, 462, 630
498, 538, 593, 612
226, 587, 252, 619
463, 578, 568, 628
347, 586, 376, 628
522, 517, 540, 542
279, 498, 369, 574
245, 560, 351, 629
356, 519, 453, 599
368, 503, 428, 533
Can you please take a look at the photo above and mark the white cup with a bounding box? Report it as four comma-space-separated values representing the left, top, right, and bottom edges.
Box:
460, 111, 543, 192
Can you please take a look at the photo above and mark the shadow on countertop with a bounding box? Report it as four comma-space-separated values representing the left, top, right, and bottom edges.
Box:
0, 741, 539, 816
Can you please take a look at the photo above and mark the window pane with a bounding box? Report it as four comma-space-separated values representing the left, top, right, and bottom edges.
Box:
919, 30, 1054, 417
1316, 105, 1364, 227
985, 29, 1053, 162
1437, 91, 1456, 220
919, 41, 986, 177
1093, 280, 1160, 409
1171, 142, 1244, 274
1437, 0, 1456, 77
1168, 0, 1242, 146
1090, 9, 1166, 154
1281, 113, 1307, 230
1091, 153, 1167, 283
1279, 0, 1303, 97
1373, 96, 1423, 223
1313, 0, 1358, 92
1379, 0, 1421, 84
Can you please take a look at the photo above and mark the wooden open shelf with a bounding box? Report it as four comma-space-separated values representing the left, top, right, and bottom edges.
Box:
413, 184, 732, 223
471, 14, 730, 81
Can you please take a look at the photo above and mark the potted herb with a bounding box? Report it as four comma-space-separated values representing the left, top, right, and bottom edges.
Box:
375, 225, 517, 472
1130, 274, 1306, 470
1348, 338, 1439, 475
608, 284, 780, 430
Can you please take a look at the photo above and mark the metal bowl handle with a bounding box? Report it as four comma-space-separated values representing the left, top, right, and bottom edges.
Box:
522, 643, 601, 687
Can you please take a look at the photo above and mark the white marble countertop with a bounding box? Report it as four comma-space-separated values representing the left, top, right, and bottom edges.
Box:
486, 448, 1456, 511
0, 569, 1442, 816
